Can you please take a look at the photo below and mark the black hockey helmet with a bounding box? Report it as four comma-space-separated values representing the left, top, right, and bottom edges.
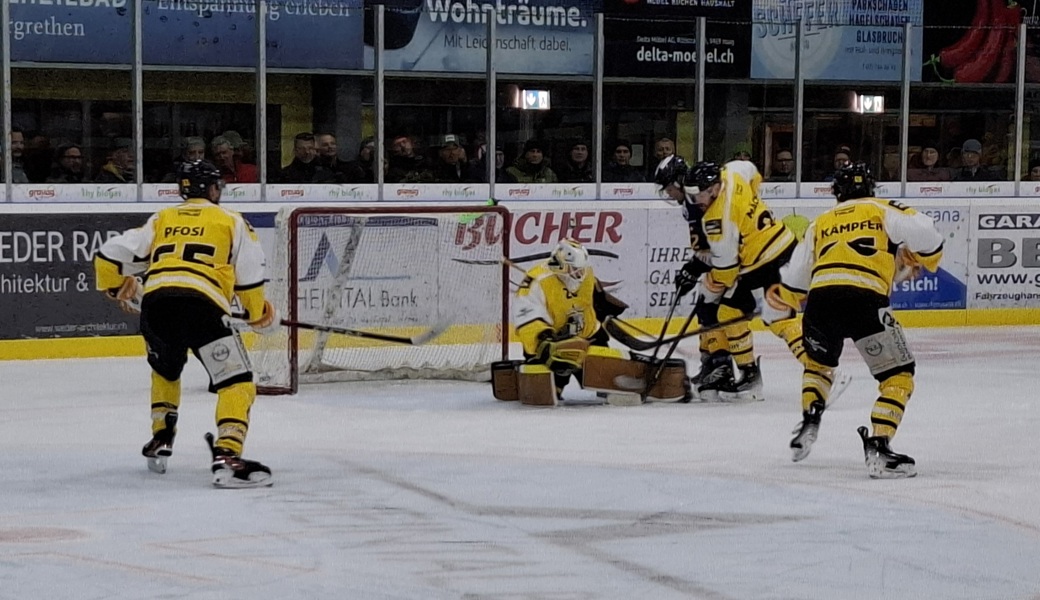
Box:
686, 161, 722, 194
177, 159, 224, 200
654, 155, 689, 191
831, 161, 875, 201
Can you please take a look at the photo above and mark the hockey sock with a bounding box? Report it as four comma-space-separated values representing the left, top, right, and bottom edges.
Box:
801, 357, 834, 412
699, 328, 729, 356
872, 372, 913, 439
215, 381, 256, 455
150, 372, 181, 435
718, 305, 755, 367
768, 316, 807, 366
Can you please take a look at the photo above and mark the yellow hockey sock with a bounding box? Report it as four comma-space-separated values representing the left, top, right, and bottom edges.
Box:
872, 372, 913, 439
214, 381, 256, 455
718, 305, 754, 366
150, 372, 181, 435
801, 357, 834, 412
768, 316, 807, 366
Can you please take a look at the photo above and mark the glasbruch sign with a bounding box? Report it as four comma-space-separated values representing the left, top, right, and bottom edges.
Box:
0, 213, 148, 340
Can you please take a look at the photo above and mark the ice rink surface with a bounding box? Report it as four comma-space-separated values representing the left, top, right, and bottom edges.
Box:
2, 326, 1040, 600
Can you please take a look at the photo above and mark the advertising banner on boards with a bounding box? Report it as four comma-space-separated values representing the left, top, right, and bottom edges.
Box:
0, 213, 147, 340
969, 206, 1040, 308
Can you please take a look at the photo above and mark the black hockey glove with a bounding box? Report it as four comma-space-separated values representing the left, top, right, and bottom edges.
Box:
674, 259, 708, 299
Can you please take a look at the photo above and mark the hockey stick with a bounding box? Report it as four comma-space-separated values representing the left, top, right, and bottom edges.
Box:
603, 311, 759, 353
453, 248, 620, 267
643, 302, 700, 400
280, 319, 447, 346
222, 315, 447, 347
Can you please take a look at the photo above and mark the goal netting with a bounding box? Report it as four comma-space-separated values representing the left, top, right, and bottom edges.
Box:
249, 205, 511, 394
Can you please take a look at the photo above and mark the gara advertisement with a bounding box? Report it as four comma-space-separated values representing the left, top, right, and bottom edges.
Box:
363, 0, 594, 74
0, 213, 146, 341
751, 0, 924, 81
970, 208, 1040, 308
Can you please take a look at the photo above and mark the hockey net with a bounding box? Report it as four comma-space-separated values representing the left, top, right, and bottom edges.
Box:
250, 205, 511, 394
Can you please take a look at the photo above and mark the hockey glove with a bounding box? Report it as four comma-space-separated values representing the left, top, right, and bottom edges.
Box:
105, 276, 143, 314
693, 273, 726, 305
247, 300, 279, 335
535, 335, 590, 376
894, 245, 922, 283
674, 258, 709, 298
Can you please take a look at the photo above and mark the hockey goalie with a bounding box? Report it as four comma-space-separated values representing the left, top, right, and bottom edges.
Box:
491, 239, 690, 406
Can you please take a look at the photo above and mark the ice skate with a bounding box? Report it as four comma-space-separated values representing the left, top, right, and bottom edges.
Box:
790, 401, 825, 462
205, 433, 273, 488
858, 426, 917, 479
141, 411, 177, 474
719, 357, 765, 402
693, 352, 734, 402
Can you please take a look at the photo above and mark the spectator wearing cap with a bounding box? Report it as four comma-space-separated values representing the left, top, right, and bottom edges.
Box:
430, 134, 482, 183
95, 138, 134, 183
505, 139, 557, 183
1029, 159, 1040, 182
557, 139, 594, 183
387, 134, 432, 183
212, 135, 258, 183
46, 143, 87, 183
907, 142, 951, 182
731, 144, 752, 162
953, 138, 998, 181
603, 140, 645, 183
344, 137, 376, 183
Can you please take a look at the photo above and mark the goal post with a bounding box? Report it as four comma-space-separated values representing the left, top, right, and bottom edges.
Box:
250, 205, 511, 395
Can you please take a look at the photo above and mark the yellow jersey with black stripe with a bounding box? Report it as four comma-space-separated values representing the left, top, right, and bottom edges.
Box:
513, 263, 598, 355
779, 197, 944, 303
94, 198, 268, 320
702, 160, 796, 288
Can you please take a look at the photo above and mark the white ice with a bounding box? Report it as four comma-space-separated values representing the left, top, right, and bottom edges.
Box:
2, 326, 1040, 600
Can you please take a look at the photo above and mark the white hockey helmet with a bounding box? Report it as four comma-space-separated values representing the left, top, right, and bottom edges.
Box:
548, 238, 590, 293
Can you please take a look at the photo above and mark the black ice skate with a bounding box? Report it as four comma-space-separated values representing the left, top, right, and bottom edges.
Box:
857, 427, 917, 479
693, 352, 734, 402
790, 401, 825, 462
205, 433, 273, 488
719, 357, 765, 402
141, 411, 178, 474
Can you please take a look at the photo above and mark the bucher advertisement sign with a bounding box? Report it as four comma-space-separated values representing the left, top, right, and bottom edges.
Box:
0, 213, 147, 340
969, 207, 1040, 308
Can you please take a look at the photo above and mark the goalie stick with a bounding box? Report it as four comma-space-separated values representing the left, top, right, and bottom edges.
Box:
223, 315, 447, 347
603, 311, 759, 352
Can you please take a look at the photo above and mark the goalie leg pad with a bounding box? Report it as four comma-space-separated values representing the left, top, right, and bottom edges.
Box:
582, 350, 688, 402
198, 334, 253, 390
518, 364, 558, 407
491, 360, 521, 401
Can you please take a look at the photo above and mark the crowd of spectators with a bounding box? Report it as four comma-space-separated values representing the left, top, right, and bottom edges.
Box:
4, 125, 1030, 186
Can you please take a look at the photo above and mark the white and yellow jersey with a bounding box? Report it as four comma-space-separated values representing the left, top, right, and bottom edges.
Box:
780, 197, 944, 303
513, 263, 598, 355
94, 198, 268, 320
702, 160, 795, 287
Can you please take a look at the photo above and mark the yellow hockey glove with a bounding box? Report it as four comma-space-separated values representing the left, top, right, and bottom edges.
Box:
105, 276, 142, 314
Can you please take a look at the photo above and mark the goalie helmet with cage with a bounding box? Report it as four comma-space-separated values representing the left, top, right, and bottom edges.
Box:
832, 161, 875, 202
177, 159, 224, 200
547, 238, 590, 293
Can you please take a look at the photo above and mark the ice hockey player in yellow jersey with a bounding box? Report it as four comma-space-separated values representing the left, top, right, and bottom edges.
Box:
93, 159, 276, 488
777, 162, 943, 478
513, 239, 608, 397
682, 160, 803, 401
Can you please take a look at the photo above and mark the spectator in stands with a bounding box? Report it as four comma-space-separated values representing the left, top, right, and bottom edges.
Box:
823, 145, 852, 181
212, 135, 258, 183
46, 144, 87, 183
386, 134, 432, 183
880, 150, 901, 182
506, 139, 557, 183
25, 134, 52, 183
344, 137, 375, 183
557, 139, 594, 183
651, 137, 675, 178
95, 138, 134, 183
603, 140, 644, 183
316, 132, 352, 182
766, 149, 795, 182
161, 137, 206, 183
1029, 159, 1040, 182
430, 133, 481, 183
279, 132, 333, 183
8, 128, 29, 183
953, 139, 998, 181
731, 145, 752, 162
907, 142, 951, 181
